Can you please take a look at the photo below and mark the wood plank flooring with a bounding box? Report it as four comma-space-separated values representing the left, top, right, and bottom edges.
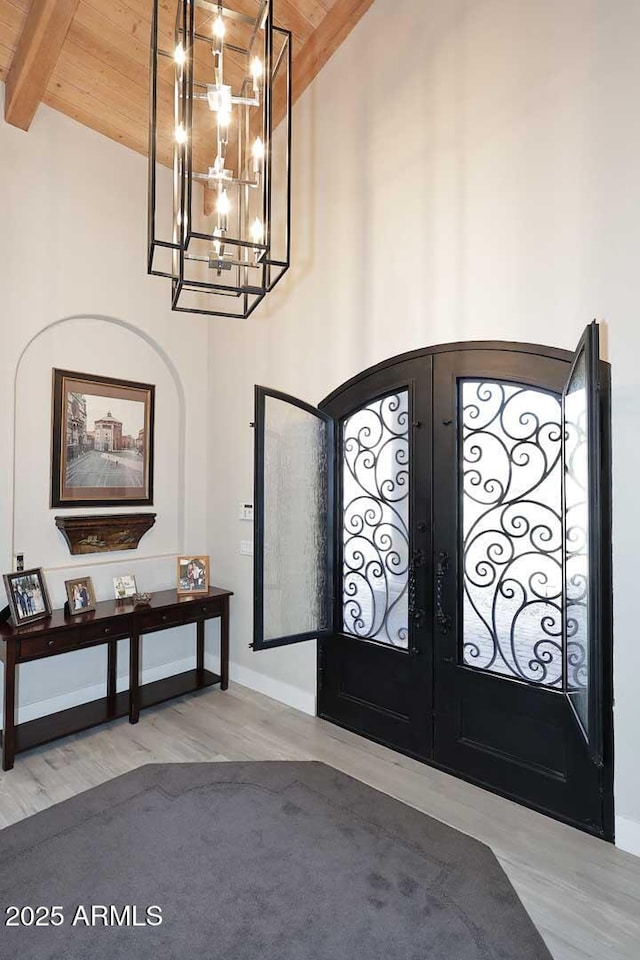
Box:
1, 682, 639, 960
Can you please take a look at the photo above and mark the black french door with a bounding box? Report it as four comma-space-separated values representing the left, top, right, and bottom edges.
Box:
253, 327, 613, 840
253, 358, 433, 759
431, 327, 612, 836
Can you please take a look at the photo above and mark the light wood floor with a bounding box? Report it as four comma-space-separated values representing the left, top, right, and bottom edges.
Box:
1, 683, 639, 960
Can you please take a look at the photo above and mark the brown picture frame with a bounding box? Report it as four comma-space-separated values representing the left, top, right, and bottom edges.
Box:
51, 369, 155, 508
177, 556, 210, 595
3, 568, 52, 626
64, 576, 97, 615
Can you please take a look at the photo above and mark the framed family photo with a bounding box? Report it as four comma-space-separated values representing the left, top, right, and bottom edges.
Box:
51, 369, 155, 508
65, 576, 97, 614
177, 556, 209, 595
3, 568, 52, 626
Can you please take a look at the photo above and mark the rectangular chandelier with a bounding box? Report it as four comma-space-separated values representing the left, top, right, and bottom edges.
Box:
148, 0, 291, 318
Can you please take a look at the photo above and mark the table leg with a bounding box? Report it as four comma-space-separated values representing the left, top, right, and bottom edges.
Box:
221, 596, 229, 691
129, 630, 140, 724
2, 641, 17, 771
107, 640, 117, 718
196, 619, 205, 685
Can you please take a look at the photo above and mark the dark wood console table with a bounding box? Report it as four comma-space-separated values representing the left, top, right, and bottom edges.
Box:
0, 587, 232, 771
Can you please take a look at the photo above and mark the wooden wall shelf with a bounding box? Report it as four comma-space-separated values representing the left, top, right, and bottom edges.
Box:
55, 513, 156, 554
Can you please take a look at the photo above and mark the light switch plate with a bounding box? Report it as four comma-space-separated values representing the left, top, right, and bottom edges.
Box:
239, 502, 254, 521
240, 540, 253, 556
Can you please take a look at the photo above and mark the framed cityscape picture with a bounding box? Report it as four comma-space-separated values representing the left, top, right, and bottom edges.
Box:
51, 369, 155, 508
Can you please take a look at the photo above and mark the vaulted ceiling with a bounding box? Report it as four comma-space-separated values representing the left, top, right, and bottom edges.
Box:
0, 0, 373, 160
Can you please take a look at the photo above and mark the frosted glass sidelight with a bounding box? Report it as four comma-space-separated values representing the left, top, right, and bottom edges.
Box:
461, 381, 564, 686
564, 352, 590, 733
342, 391, 409, 648
262, 395, 331, 642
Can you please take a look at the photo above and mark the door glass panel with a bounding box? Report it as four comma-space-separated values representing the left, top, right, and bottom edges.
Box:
460, 381, 563, 686
261, 393, 331, 644
342, 391, 409, 648
563, 351, 590, 733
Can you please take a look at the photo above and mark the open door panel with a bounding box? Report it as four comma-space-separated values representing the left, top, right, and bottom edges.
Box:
562, 321, 604, 766
253, 386, 335, 650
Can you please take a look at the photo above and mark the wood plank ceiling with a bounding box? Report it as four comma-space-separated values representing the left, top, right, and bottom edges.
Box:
0, 0, 374, 166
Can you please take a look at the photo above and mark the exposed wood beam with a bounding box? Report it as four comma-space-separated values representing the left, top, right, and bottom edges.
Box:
4, 0, 80, 131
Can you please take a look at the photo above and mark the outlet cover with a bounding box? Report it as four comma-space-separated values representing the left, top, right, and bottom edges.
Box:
240, 540, 253, 556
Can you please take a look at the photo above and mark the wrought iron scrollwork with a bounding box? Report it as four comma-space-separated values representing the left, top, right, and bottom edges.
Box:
435, 551, 452, 634
461, 381, 564, 687
342, 391, 409, 648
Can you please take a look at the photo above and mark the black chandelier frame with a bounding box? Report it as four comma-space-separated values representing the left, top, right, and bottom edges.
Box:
148, 0, 292, 318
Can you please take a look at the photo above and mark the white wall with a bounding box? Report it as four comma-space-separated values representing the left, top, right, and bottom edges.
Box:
0, 84, 214, 719
207, 0, 640, 853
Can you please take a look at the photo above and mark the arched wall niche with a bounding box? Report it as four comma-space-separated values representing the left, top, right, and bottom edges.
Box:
12, 315, 186, 609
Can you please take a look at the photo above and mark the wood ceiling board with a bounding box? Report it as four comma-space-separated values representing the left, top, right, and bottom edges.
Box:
72, 4, 151, 75
0, 44, 14, 82
0, 0, 25, 72
44, 85, 151, 155
53, 44, 150, 131
1, 0, 373, 170
276, 0, 333, 34
0, 0, 25, 36
5, 0, 81, 130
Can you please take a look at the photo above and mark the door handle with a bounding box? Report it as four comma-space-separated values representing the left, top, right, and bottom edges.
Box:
435, 551, 452, 635
408, 549, 426, 628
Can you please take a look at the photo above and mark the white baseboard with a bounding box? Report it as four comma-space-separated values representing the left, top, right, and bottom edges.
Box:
615, 816, 640, 857
12, 657, 196, 727
229, 661, 316, 716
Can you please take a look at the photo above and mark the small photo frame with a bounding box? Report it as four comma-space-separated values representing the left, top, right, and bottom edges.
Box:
65, 576, 97, 615
113, 574, 137, 600
3, 568, 52, 626
177, 556, 209, 595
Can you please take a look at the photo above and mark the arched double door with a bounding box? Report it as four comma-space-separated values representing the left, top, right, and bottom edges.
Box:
253, 329, 614, 840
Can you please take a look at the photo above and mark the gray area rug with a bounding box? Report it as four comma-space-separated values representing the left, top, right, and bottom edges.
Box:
0, 761, 552, 959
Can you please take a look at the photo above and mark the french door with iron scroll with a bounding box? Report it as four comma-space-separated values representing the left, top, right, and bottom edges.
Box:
253, 326, 613, 840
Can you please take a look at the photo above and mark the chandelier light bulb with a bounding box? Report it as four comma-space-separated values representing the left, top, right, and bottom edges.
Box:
217, 190, 231, 217
252, 136, 264, 173
250, 57, 263, 82
213, 15, 226, 41
175, 123, 188, 144
174, 43, 186, 66
251, 217, 264, 244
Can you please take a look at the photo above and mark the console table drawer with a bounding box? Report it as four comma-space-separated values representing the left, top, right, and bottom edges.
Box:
83, 620, 131, 644
197, 597, 225, 618
18, 631, 79, 660
138, 607, 188, 632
